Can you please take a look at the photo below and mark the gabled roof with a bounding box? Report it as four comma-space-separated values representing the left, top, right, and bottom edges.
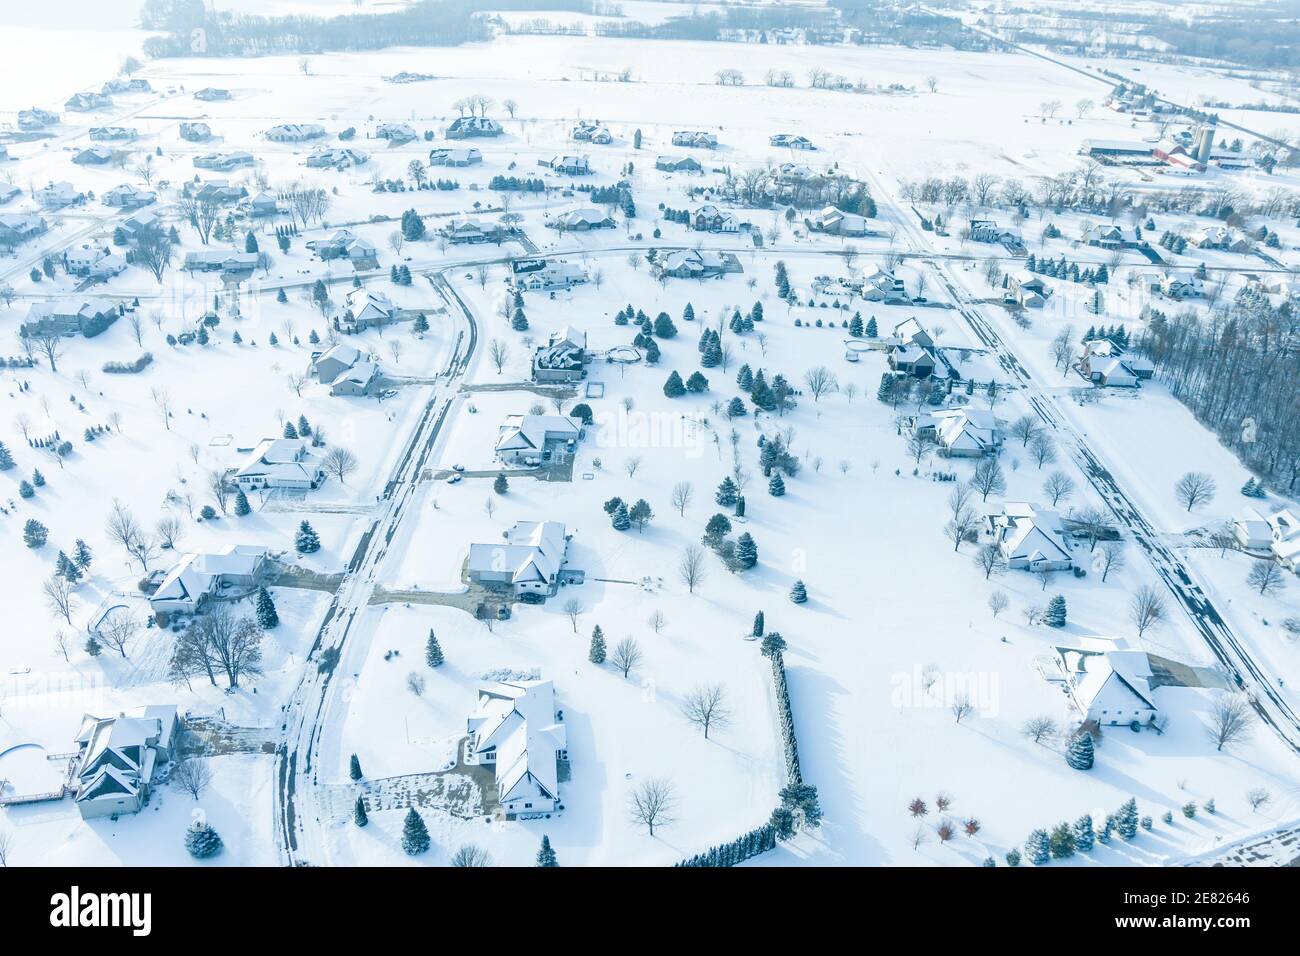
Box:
468, 678, 566, 804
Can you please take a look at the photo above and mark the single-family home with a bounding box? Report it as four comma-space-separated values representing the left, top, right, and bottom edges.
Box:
339, 286, 396, 332
103, 184, 156, 209
911, 407, 1002, 457
17, 107, 59, 129
233, 438, 325, 492
1267, 509, 1300, 572
193, 151, 255, 172
1057, 644, 1160, 728
466, 678, 568, 817
1085, 224, 1137, 249
656, 249, 743, 279
310, 343, 367, 383
446, 116, 503, 139
770, 133, 816, 150
672, 131, 717, 148
495, 414, 582, 466
428, 147, 482, 167
148, 544, 269, 616
102, 77, 151, 95
375, 123, 417, 144
89, 126, 137, 142
21, 299, 119, 338
571, 121, 612, 143
987, 502, 1074, 571
655, 155, 701, 173
467, 521, 575, 597
305, 147, 369, 170
539, 155, 591, 176
246, 191, 282, 217
119, 210, 162, 244
549, 207, 614, 231
191, 180, 247, 205
1234, 508, 1272, 551
65, 91, 112, 112
73, 706, 179, 819
73, 147, 115, 166
179, 122, 213, 142
329, 361, 382, 397
810, 205, 869, 237
305, 229, 378, 266
183, 250, 258, 277
693, 204, 740, 233
37, 181, 83, 209
0, 183, 20, 205
194, 88, 232, 101
64, 243, 127, 279
1158, 271, 1204, 299
532, 326, 587, 384
511, 259, 587, 292
862, 269, 908, 303
1008, 270, 1048, 308
0, 213, 48, 250
266, 123, 327, 142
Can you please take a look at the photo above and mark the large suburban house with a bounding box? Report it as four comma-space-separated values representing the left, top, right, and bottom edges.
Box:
910, 407, 1002, 457
467, 521, 577, 597
1056, 644, 1160, 728
103, 184, 156, 209
246, 191, 282, 218
439, 218, 509, 244
1267, 508, 1300, 572
1007, 270, 1048, 308
1084, 224, 1139, 249
672, 130, 717, 148
656, 249, 743, 279
0, 213, 48, 250
770, 133, 815, 149
309, 343, 383, 396
194, 87, 231, 101
147, 545, 269, 617
428, 146, 482, 167
180, 121, 213, 142
21, 299, 119, 338
887, 318, 938, 377
532, 326, 587, 383
37, 181, 84, 209
538, 155, 591, 176
89, 126, 137, 142
863, 268, 908, 303
183, 250, 258, 277
446, 115, 503, 138
73, 706, 179, 819
339, 286, 397, 333
1194, 225, 1250, 252
693, 204, 741, 233
1234, 508, 1272, 552
810, 205, 869, 237
1078, 339, 1154, 387
73, 147, 115, 167
571, 120, 612, 143
306, 147, 370, 170
0, 183, 20, 205
266, 123, 327, 142
510, 259, 588, 292
986, 502, 1074, 571
18, 107, 59, 129
466, 678, 568, 818
191, 180, 247, 205
66, 91, 112, 112
305, 229, 378, 266
376, 122, 418, 144
655, 155, 702, 173
548, 207, 614, 231
64, 243, 126, 279
233, 438, 325, 492
194, 151, 255, 172
495, 414, 582, 466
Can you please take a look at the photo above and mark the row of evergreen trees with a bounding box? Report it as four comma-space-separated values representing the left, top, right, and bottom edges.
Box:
1024, 254, 1109, 285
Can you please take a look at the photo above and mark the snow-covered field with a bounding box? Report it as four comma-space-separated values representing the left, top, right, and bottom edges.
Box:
2, 3, 1299, 869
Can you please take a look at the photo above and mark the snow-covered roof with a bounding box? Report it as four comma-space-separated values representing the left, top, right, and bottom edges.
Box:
235, 438, 323, 484
467, 520, 568, 585
468, 678, 567, 805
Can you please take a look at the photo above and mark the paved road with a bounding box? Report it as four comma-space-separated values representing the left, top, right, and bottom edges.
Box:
864, 161, 1300, 755
273, 268, 476, 866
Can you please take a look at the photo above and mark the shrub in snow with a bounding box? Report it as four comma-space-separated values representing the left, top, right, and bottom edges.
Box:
185, 821, 223, 859
1065, 730, 1094, 770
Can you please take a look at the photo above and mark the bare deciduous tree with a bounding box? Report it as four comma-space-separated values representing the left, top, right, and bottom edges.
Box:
1043, 471, 1075, 506
1174, 471, 1217, 512
170, 757, 213, 800
679, 545, 707, 594
1208, 694, 1255, 752
43, 575, 75, 626
628, 776, 676, 836
682, 684, 731, 739
97, 611, 140, 659
988, 590, 1009, 617
488, 337, 509, 374
670, 481, 694, 516
803, 365, 838, 402
610, 637, 642, 678
1022, 715, 1058, 745
1097, 541, 1126, 582
323, 446, 359, 484
1247, 560, 1286, 596
562, 598, 584, 633
1129, 585, 1168, 638
451, 844, 492, 867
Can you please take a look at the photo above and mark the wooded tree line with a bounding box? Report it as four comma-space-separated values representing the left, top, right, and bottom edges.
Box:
1138, 287, 1300, 492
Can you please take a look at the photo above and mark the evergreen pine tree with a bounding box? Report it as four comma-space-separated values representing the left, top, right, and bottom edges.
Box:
736, 364, 754, 390
1074, 814, 1095, 852
716, 477, 739, 507
686, 371, 708, 393
23, 519, 47, 549
663, 370, 686, 398
1116, 798, 1139, 840
726, 397, 747, 418
185, 820, 224, 858
1044, 594, 1067, 628
73, 539, 93, 570
1005, 849, 1021, 867
1026, 828, 1051, 865
32, 469, 44, 487
536, 835, 558, 867
790, 579, 807, 603
401, 808, 430, 855
354, 796, 369, 827
85, 635, 102, 657
494, 474, 509, 495
1066, 730, 1094, 770
234, 490, 252, 516
865, 316, 878, 337
283, 421, 298, 439
611, 503, 631, 531
768, 473, 786, 497
349, 754, 363, 781
255, 587, 279, 628
752, 610, 765, 637
0, 442, 15, 470
588, 625, 607, 664
735, 533, 758, 570
18, 479, 34, 498
426, 630, 444, 667
295, 520, 321, 554
1049, 821, 1076, 859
